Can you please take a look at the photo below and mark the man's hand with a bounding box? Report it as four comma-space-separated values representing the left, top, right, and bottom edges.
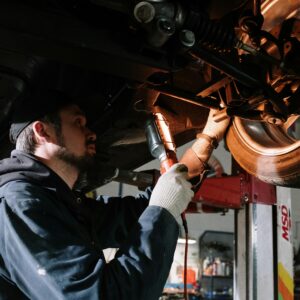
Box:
202, 108, 230, 142
149, 163, 194, 219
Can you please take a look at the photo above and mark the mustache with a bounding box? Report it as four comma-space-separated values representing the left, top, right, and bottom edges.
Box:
86, 140, 96, 146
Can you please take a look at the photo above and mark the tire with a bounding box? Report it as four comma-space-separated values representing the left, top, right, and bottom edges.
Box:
226, 118, 300, 187
225, 0, 300, 187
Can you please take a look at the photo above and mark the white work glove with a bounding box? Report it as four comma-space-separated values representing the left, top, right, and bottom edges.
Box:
149, 163, 194, 219
202, 108, 230, 142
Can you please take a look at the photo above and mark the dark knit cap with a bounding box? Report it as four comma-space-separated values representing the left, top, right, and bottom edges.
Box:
9, 89, 73, 144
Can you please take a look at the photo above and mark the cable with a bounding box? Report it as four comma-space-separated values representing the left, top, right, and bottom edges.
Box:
181, 213, 188, 300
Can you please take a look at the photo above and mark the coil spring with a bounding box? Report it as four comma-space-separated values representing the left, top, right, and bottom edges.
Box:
185, 11, 236, 52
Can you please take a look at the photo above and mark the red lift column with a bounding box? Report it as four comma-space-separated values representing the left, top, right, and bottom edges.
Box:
190, 167, 290, 300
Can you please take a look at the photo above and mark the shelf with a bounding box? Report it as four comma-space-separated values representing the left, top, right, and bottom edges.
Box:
199, 232, 234, 300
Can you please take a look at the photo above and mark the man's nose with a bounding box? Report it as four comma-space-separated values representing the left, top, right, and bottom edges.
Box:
86, 127, 97, 141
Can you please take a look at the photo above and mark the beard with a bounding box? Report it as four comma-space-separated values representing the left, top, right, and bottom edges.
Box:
55, 148, 95, 172
55, 134, 96, 172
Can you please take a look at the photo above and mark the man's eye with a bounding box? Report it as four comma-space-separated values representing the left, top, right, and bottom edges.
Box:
76, 119, 82, 126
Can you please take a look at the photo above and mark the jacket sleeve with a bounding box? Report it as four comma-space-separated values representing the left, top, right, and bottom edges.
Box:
93, 187, 152, 249
0, 182, 178, 300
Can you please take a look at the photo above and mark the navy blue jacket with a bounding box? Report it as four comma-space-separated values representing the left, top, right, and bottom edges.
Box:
0, 151, 179, 299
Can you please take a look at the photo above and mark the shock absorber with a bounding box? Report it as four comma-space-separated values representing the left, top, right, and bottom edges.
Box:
181, 1, 266, 55
183, 8, 236, 52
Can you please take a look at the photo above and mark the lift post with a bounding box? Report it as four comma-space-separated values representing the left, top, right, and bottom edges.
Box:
276, 186, 294, 300
191, 168, 294, 300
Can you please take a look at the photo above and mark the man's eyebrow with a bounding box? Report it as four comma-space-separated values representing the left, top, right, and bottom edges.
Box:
72, 107, 86, 117
74, 111, 86, 117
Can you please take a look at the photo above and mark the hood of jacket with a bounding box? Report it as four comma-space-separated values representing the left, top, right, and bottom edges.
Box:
0, 150, 68, 190
0, 150, 92, 221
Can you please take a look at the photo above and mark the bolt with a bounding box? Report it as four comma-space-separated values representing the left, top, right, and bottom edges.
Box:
267, 117, 283, 126
243, 194, 249, 202
134, 2, 155, 24
180, 30, 195, 48
158, 19, 175, 34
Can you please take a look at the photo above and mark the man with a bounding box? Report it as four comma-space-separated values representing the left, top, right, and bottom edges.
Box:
0, 90, 229, 299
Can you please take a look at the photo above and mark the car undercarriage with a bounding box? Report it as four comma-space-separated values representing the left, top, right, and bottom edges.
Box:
0, 0, 300, 189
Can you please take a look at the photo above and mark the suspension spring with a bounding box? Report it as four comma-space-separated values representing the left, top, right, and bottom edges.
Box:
184, 11, 236, 52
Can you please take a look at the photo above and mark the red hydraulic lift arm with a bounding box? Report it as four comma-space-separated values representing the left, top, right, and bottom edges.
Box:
187, 171, 276, 213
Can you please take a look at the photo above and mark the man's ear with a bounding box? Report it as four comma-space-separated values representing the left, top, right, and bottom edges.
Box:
32, 121, 55, 143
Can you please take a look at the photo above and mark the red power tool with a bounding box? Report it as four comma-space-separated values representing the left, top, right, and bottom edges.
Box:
145, 112, 189, 300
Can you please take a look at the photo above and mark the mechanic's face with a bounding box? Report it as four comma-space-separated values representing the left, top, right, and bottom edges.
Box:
54, 104, 97, 171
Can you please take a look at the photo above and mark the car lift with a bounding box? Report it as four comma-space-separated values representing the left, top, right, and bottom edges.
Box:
187, 164, 294, 300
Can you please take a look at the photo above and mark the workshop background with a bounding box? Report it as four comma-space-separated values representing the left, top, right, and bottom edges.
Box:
96, 140, 300, 298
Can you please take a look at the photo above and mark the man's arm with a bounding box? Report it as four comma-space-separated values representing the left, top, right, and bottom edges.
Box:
0, 181, 178, 300
93, 188, 151, 249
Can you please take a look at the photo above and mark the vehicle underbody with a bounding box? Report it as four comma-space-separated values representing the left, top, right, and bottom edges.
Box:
0, 0, 300, 189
